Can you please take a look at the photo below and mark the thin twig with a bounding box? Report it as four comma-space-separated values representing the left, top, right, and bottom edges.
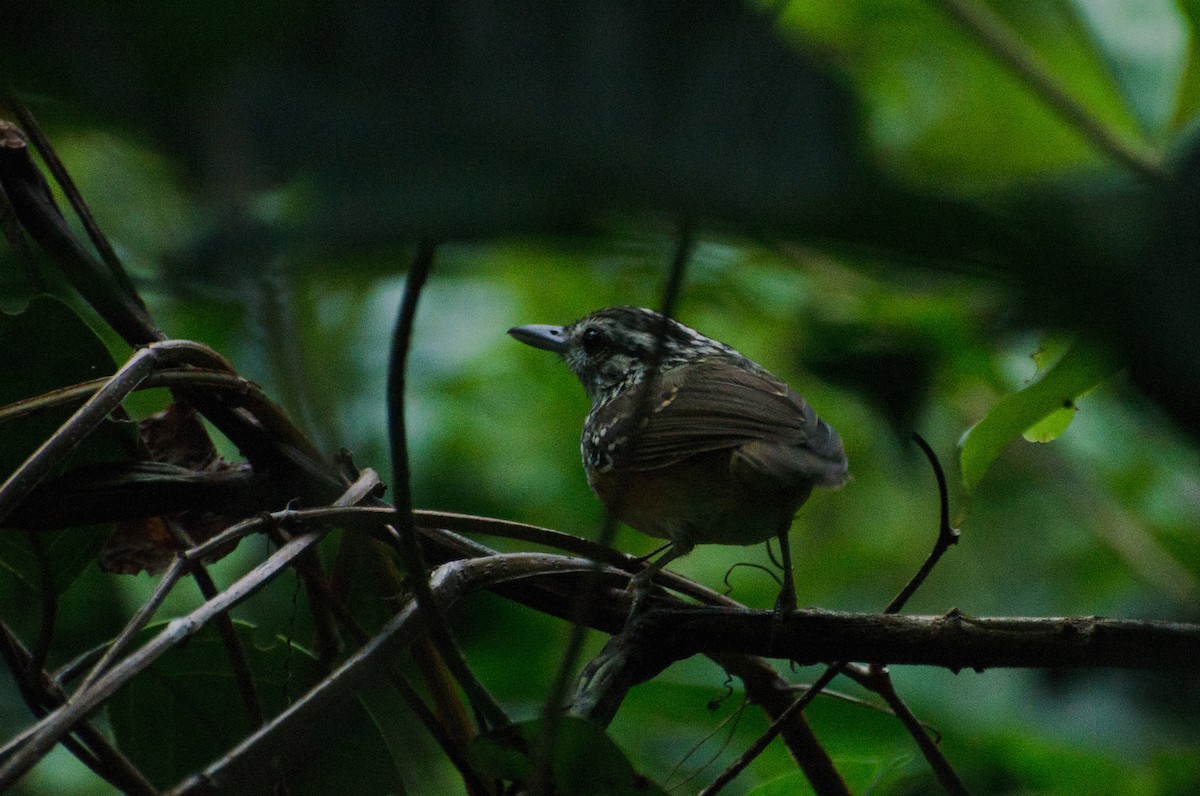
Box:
265, 523, 344, 668
386, 241, 508, 732
861, 664, 969, 796
930, 0, 1167, 182
0, 369, 257, 425
378, 253, 498, 790
415, 509, 732, 605
79, 556, 190, 692
173, 524, 266, 730
194, 473, 380, 563
886, 433, 960, 613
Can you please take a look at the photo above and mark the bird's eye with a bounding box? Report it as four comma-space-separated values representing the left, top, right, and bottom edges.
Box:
581, 328, 607, 356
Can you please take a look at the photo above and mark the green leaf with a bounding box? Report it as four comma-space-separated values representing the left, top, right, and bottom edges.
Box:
1021, 404, 1076, 443
472, 716, 668, 796
108, 621, 404, 794
1071, 0, 1189, 137
959, 341, 1117, 491
0, 295, 134, 593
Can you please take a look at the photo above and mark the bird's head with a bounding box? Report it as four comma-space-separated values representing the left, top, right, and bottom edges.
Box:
509, 306, 738, 405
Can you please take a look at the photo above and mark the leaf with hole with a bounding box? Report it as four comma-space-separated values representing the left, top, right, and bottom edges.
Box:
959, 341, 1117, 491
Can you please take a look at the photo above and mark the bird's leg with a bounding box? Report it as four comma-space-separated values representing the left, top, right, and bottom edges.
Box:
773, 525, 797, 615
769, 524, 796, 658
626, 540, 690, 622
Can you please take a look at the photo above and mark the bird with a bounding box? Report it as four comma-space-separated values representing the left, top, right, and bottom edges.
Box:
509, 306, 848, 616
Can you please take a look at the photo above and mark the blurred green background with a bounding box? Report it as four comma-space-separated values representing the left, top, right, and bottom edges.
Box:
2, 1, 1199, 794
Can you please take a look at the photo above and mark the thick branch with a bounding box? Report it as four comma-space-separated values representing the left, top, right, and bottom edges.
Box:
622, 607, 1199, 672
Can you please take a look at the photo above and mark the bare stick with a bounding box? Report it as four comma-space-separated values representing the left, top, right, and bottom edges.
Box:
79, 557, 190, 692
860, 664, 968, 796
386, 241, 508, 732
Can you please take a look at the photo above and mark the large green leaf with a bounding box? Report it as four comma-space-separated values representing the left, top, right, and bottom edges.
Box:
959, 341, 1118, 491
0, 295, 133, 593
1070, 0, 1190, 137
108, 620, 404, 794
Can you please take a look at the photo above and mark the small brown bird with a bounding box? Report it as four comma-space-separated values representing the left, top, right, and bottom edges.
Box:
509, 306, 848, 612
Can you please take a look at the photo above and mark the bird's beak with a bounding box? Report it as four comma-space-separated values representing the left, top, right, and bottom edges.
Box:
508, 323, 568, 354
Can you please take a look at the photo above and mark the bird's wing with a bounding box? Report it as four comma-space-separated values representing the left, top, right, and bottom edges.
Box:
594, 360, 847, 490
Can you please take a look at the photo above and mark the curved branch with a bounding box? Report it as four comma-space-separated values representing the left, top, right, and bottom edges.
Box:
386, 241, 509, 733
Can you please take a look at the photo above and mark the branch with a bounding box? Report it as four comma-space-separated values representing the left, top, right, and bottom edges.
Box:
386, 241, 509, 732
607, 607, 1200, 671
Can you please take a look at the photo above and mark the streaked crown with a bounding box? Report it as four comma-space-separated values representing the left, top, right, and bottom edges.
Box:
520, 306, 758, 406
